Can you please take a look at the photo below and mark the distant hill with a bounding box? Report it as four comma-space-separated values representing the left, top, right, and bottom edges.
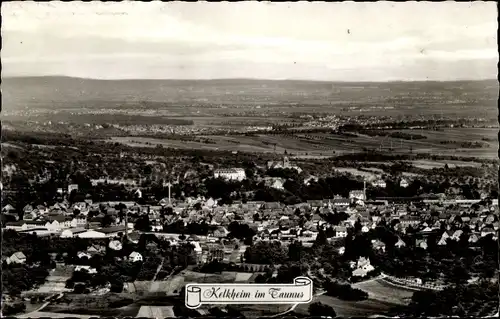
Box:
2, 76, 498, 113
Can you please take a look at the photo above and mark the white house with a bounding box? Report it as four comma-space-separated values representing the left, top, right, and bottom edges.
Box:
60, 228, 87, 238
334, 226, 348, 238
74, 265, 97, 274
214, 168, 246, 181
7, 252, 27, 264
372, 180, 387, 188
129, 252, 143, 262
109, 240, 123, 251
352, 257, 375, 277
77, 251, 92, 260
395, 238, 406, 248
349, 190, 366, 202
68, 184, 79, 194
400, 179, 409, 188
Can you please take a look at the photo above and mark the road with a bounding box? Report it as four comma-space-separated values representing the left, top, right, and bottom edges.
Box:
20, 293, 64, 317
149, 257, 165, 293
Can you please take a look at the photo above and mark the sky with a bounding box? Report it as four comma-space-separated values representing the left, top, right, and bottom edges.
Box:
2, 1, 498, 81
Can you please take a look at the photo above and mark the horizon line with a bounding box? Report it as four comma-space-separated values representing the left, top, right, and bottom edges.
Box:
2, 75, 498, 84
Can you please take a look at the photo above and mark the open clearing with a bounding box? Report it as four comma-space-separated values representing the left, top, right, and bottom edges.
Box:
136, 306, 175, 318
293, 278, 414, 317
353, 278, 414, 305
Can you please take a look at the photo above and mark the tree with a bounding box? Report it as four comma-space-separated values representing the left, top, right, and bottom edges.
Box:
134, 215, 151, 232
288, 241, 304, 262
101, 214, 114, 228
314, 228, 328, 247
308, 302, 337, 317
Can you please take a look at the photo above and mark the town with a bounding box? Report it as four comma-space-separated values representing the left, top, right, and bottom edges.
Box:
2, 136, 499, 317
2, 1, 498, 318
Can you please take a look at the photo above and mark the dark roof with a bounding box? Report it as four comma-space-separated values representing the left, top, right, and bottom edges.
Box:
18, 228, 49, 232
97, 226, 128, 234
6, 220, 46, 226
45, 215, 71, 222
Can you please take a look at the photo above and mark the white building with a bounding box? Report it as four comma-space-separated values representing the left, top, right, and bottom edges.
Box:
349, 190, 366, 202
109, 240, 123, 251
334, 226, 348, 238
400, 179, 409, 188
214, 168, 246, 181
60, 228, 87, 238
75, 265, 97, 274
68, 184, 79, 194
372, 180, 387, 188
129, 252, 143, 262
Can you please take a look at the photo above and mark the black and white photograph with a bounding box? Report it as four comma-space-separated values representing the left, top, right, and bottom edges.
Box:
1, 1, 499, 318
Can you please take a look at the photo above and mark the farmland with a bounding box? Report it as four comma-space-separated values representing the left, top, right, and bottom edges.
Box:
109, 126, 498, 160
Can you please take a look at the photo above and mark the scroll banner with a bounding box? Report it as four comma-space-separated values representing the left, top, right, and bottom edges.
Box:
185, 276, 313, 309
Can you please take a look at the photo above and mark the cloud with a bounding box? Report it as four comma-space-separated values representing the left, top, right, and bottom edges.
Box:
1, 1, 498, 81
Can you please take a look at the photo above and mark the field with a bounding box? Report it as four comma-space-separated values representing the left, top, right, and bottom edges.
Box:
110, 126, 498, 159
136, 306, 175, 318
411, 159, 484, 169
293, 279, 414, 317
352, 278, 415, 305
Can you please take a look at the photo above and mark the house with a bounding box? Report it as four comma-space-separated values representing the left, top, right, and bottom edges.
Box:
60, 228, 87, 238
44, 215, 73, 230
399, 179, 409, 188
87, 245, 106, 255
214, 168, 246, 181
23, 210, 38, 221
109, 240, 123, 251
372, 180, 387, 188
352, 257, 375, 277
480, 227, 495, 237
468, 233, 479, 243
212, 226, 229, 238
395, 238, 406, 248
2, 204, 16, 213
334, 226, 348, 238
416, 239, 428, 250
332, 198, 350, 207
451, 230, 463, 241
129, 252, 143, 262
264, 177, 285, 190
400, 215, 420, 227
267, 156, 302, 173
371, 240, 386, 252
337, 247, 345, 255
7, 252, 27, 264
77, 251, 92, 260
420, 226, 434, 233
349, 190, 366, 202
70, 217, 87, 228
68, 184, 79, 194
74, 265, 97, 274
304, 175, 318, 186
23, 204, 34, 214
5, 220, 46, 231
191, 241, 203, 261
